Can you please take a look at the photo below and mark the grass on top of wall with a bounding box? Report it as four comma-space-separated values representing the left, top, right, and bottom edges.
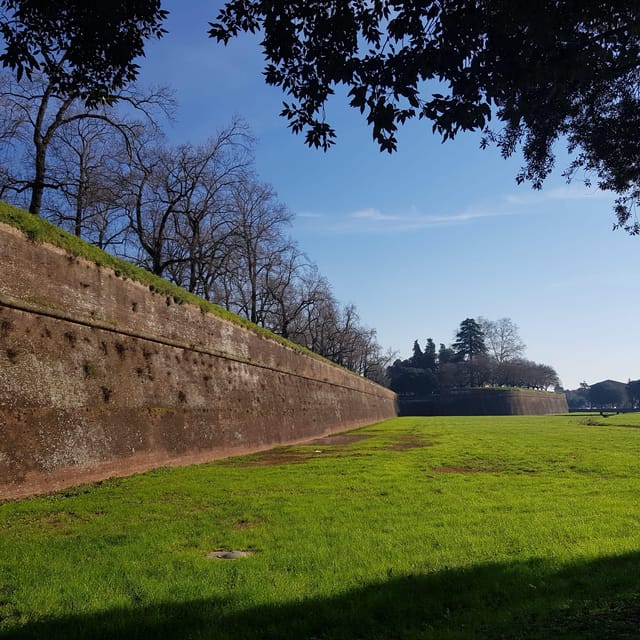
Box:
2, 413, 640, 639
0, 201, 334, 367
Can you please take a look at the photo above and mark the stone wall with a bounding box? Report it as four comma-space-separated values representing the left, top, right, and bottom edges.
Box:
399, 388, 568, 416
0, 224, 397, 499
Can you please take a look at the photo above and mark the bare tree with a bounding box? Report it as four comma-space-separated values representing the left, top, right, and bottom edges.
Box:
287, 275, 334, 350
0, 70, 30, 201
287, 281, 341, 356
341, 325, 394, 384
478, 317, 526, 365
223, 176, 293, 325
44, 116, 133, 248
330, 303, 361, 368
261, 248, 326, 340
125, 119, 253, 284
171, 120, 253, 296
0, 68, 173, 216
285, 285, 389, 381
121, 133, 184, 277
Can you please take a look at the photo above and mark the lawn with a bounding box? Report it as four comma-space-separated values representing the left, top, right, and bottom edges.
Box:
1, 413, 640, 639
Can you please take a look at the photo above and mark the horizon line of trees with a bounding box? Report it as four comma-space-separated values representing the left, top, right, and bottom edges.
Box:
388, 317, 561, 395
0, 67, 393, 384
566, 379, 640, 411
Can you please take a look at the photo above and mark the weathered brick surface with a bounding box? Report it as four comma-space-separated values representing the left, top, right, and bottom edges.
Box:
0, 224, 397, 499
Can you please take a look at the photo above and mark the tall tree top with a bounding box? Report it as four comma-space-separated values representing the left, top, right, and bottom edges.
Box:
453, 318, 487, 362
411, 339, 424, 366
479, 317, 526, 364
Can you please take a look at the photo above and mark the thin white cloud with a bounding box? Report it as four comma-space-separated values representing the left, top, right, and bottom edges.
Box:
350, 208, 402, 222
504, 184, 613, 206
295, 183, 615, 234
297, 206, 518, 233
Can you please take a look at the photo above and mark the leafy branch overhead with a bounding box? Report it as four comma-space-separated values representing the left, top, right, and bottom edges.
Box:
210, 1, 640, 233
0, 0, 167, 105
1, 2, 638, 231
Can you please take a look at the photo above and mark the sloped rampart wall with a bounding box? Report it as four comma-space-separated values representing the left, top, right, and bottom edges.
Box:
0, 224, 397, 499
399, 389, 568, 416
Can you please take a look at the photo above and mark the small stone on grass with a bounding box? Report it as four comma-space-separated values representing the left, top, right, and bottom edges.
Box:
207, 550, 254, 560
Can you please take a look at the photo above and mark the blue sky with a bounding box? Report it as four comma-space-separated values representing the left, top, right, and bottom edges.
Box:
138, 2, 640, 390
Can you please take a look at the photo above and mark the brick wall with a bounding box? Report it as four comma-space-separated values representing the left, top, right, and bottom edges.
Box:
399, 388, 568, 416
0, 224, 397, 499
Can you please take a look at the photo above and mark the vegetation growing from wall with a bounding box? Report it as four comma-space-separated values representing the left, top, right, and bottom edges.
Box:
0, 61, 392, 382
0, 201, 279, 337
0, 202, 389, 381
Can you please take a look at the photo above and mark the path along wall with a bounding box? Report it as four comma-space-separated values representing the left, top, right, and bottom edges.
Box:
0, 223, 397, 499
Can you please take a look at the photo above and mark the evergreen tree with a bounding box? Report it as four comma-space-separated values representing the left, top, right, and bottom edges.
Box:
387, 338, 440, 396
410, 340, 424, 368
438, 343, 456, 365
452, 318, 487, 362
424, 338, 437, 371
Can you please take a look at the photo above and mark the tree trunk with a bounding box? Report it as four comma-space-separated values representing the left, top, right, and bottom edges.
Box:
75, 162, 86, 236
29, 144, 47, 215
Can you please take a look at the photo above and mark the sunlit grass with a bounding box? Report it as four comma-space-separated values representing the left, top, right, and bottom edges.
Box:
1, 413, 640, 638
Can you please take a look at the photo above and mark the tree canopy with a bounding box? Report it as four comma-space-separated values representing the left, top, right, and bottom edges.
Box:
452, 318, 486, 362
387, 318, 559, 395
0, 0, 167, 105
211, 1, 640, 233
587, 379, 629, 410
0, 1, 169, 215
2, 2, 639, 230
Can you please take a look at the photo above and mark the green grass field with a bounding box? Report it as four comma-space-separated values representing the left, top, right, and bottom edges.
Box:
2, 413, 640, 639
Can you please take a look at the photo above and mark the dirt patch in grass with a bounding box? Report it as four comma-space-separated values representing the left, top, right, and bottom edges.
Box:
233, 519, 265, 530
223, 445, 370, 467
222, 449, 315, 467
222, 433, 375, 467
306, 434, 372, 446
580, 418, 640, 429
221, 429, 437, 467
390, 441, 425, 450
388, 434, 434, 451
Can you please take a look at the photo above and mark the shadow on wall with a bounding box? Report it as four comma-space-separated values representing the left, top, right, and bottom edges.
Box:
4, 552, 640, 639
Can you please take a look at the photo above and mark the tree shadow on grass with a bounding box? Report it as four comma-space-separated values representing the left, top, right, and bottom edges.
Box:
2, 552, 640, 640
